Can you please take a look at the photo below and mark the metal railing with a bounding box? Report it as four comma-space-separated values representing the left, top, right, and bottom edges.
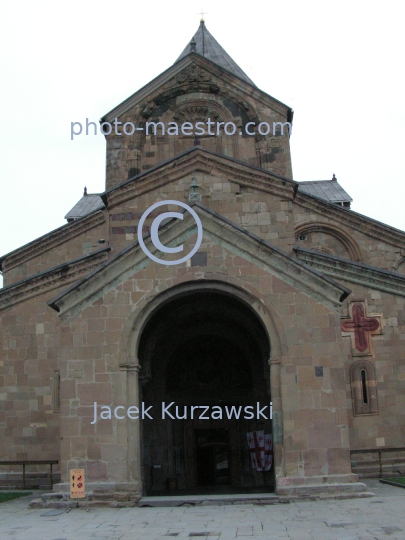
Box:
350, 447, 405, 478
0, 460, 59, 489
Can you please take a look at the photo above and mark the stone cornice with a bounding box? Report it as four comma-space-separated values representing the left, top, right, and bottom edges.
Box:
294, 191, 405, 250
104, 147, 298, 210
49, 204, 350, 320
294, 246, 405, 297
102, 54, 291, 123
0, 247, 111, 311
0, 210, 106, 273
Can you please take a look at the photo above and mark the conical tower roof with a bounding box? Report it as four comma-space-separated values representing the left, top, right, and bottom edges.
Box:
176, 20, 255, 86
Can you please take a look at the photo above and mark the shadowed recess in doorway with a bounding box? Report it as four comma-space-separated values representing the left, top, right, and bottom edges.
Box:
138, 290, 273, 496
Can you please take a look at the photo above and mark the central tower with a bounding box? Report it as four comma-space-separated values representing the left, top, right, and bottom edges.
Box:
101, 20, 293, 190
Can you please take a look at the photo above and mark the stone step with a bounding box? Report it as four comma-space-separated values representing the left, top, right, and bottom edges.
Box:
28, 490, 139, 509
138, 493, 281, 507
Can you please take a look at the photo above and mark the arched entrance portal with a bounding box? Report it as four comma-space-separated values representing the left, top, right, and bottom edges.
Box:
138, 289, 273, 495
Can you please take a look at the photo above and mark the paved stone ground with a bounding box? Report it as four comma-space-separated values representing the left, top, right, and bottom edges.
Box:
0, 480, 404, 540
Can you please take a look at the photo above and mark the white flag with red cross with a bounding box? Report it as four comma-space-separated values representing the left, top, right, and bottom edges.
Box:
263, 433, 273, 471
246, 431, 273, 472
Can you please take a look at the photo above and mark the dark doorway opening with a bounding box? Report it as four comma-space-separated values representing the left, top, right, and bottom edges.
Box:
195, 429, 230, 487
139, 288, 274, 495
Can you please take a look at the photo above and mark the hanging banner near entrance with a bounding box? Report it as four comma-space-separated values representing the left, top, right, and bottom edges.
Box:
255, 430, 265, 472
246, 430, 263, 471
263, 433, 273, 471
246, 433, 254, 468
246, 431, 272, 472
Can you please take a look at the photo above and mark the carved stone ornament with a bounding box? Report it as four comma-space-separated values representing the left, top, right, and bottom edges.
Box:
177, 63, 212, 84
141, 102, 155, 119
173, 105, 221, 124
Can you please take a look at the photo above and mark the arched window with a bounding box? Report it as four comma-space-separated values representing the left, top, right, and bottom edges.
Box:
350, 360, 378, 416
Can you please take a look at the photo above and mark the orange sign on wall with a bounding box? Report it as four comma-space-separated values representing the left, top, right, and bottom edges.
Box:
70, 468, 86, 499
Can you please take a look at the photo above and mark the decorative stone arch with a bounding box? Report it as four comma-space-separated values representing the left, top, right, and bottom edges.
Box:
295, 222, 363, 262
350, 359, 379, 416
134, 79, 259, 127
133, 86, 259, 164
117, 276, 288, 491
118, 277, 286, 368
165, 99, 235, 125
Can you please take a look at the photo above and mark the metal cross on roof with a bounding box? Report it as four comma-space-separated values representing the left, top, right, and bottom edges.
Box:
198, 8, 208, 22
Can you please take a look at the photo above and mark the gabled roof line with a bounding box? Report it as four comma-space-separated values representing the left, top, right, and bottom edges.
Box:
101, 145, 298, 203
101, 53, 292, 123
99, 146, 405, 249
0, 246, 111, 311
48, 202, 350, 314
0, 246, 111, 294
0, 210, 106, 272
191, 202, 351, 302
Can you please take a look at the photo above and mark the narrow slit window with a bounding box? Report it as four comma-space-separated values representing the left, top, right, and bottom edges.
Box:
361, 369, 368, 404
350, 360, 378, 415
53, 371, 61, 413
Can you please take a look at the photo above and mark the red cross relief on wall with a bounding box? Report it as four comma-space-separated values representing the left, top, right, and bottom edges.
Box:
341, 302, 382, 356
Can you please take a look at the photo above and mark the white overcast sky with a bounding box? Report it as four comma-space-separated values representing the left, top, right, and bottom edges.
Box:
1, 0, 404, 287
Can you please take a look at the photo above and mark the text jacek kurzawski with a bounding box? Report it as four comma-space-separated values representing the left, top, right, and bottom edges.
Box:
91, 402, 273, 424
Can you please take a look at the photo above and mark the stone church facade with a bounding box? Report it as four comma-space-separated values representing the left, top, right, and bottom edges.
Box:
1, 21, 404, 503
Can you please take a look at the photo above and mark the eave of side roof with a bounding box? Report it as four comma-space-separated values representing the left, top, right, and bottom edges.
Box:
65, 194, 105, 221
294, 246, 405, 298
0, 210, 106, 272
0, 246, 111, 294
298, 179, 353, 204
0, 247, 111, 311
